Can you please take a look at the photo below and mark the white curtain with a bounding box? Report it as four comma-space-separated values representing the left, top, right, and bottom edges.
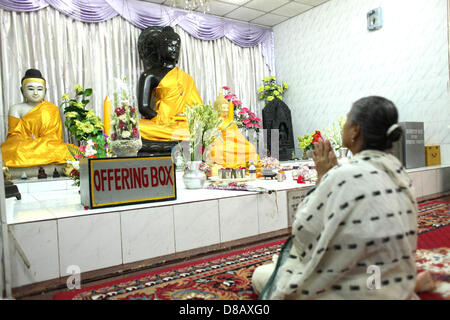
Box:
0, 6, 270, 144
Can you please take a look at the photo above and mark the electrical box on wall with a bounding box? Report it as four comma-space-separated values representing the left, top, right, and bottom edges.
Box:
367, 7, 383, 31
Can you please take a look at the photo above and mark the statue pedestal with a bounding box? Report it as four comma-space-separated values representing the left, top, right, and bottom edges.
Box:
5, 180, 21, 200
138, 139, 179, 157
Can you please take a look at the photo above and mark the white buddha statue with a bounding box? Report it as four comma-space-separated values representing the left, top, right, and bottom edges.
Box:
1, 69, 75, 167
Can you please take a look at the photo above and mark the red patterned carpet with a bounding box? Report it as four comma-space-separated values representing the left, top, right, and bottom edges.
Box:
53, 200, 450, 300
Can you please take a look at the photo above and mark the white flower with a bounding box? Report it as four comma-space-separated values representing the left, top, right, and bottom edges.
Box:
110, 119, 116, 126
130, 118, 136, 124
121, 130, 131, 138
67, 160, 80, 170
85, 145, 97, 157
119, 114, 127, 122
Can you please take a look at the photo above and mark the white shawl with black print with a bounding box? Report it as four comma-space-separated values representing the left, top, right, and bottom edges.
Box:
261, 150, 418, 300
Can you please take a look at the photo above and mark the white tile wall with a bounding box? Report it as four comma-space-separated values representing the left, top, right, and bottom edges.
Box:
121, 206, 175, 264
57, 212, 122, 275
422, 170, 439, 196
257, 191, 288, 233
218, 195, 259, 243
274, 0, 450, 159
9, 220, 59, 287
173, 200, 220, 252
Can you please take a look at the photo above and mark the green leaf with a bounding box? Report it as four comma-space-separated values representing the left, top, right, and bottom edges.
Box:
81, 100, 90, 105
84, 88, 93, 97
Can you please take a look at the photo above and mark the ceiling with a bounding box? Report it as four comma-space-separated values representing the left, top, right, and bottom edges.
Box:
142, 0, 330, 27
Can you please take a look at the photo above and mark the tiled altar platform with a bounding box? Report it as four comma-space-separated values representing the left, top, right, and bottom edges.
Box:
4, 163, 449, 290
5, 171, 315, 289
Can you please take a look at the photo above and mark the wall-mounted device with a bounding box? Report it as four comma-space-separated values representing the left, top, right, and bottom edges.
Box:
367, 7, 383, 31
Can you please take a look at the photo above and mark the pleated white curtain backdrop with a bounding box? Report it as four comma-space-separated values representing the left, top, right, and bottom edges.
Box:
0, 6, 270, 144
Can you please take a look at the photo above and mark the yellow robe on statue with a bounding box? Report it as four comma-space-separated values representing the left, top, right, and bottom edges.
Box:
139, 67, 201, 141
138, 66, 257, 167
1, 101, 75, 167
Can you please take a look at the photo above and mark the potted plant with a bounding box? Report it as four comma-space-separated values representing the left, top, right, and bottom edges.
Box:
60, 84, 106, 158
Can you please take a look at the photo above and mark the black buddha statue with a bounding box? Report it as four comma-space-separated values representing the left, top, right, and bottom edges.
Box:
136, 26, 203, 156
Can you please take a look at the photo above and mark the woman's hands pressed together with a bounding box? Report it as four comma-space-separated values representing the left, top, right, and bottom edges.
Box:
312, 139, 338, 184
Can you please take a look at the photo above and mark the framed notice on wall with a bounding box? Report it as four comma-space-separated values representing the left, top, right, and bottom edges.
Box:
80, 156, 176, 209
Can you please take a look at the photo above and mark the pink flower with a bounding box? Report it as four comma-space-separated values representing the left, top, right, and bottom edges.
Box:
238, 110, 246, 115
233, 100, 242, 106
74, 154, 83, 159
111, 133, 117, 140
241, 107, 249, 112
224, 94, 232, 100
249, 116, 256, 121
119, 120, 126, 130
222, 86, 230, 90
132, 127, 139, 138
255, 123, 262, 129
79, 145, 87, 153
242, 118, 250, 124
249, 112, 255, 116
255, 117, 262, 122
246, 123, 253, 128
115, 106, 125, 116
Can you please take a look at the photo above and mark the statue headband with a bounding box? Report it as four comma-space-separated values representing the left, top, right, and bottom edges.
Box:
22, 78, 46, 87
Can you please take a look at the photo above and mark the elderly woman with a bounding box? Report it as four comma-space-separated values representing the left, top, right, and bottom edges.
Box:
253, 96, 430, 299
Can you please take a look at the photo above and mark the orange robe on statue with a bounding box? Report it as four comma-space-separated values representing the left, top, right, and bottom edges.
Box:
1, 101, 75, 167
138, 67, 257, 166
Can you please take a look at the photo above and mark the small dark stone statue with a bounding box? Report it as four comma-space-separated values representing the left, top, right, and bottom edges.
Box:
52, 168, 60, 178
38, 166, 47, 179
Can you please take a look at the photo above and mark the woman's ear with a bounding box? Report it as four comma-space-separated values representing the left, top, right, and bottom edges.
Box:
351, 123, 361, 141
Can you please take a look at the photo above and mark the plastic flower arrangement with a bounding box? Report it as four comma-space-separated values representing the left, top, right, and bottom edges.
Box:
65, 140, 99, 186
60, 85, 105, 147
298, 130, 323, 151
257, 76, 288, 103
236, 107, 262, 132
260, 156, 280, 169
323, 117, 345, 150
107, 78, 142, 155
221, 86, 262, 132
185, 103, 230, 161
222, 86, 243, 111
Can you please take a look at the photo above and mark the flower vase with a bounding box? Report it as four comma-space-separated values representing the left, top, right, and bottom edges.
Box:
183, 161, 206, 189
110, 138, 142, 157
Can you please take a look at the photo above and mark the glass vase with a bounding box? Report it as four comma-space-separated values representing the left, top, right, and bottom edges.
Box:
183, 161, 206, 189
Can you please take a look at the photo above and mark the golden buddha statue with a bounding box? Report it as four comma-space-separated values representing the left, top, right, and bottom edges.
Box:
1, 69, 74, 167
136, 26, 256, 167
